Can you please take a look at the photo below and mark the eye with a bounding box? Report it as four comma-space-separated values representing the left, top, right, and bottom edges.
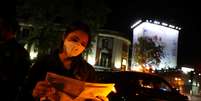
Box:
72, 38, 78, 42
69, 36, 79, 42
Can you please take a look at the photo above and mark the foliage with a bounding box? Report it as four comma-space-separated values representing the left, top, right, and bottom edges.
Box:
16, 0, 111, 57
134, 36, 165, 69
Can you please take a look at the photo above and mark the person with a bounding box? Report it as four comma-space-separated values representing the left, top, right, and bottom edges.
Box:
0, 15, 31, 101
20, 21, 108, 101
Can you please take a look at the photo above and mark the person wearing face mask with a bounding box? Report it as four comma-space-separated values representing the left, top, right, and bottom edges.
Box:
19, 21, 108, 101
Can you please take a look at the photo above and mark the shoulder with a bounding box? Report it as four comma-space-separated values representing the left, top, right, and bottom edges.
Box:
28, 54, 55, 82
72, 57, 97, 82
31, 50, 61, 71
82, 60, 97, 82
75, 57, 94, 70
84, 61, 95, 71
33, 53, 56, 67
37, 49, 60, 62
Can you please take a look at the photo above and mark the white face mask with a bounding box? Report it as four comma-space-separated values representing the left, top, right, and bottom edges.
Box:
64, 40, 85, 57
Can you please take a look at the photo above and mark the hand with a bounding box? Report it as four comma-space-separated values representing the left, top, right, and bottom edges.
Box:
32, 80, 56, 98
74, 96, 109, 101
95, 96, 109, 101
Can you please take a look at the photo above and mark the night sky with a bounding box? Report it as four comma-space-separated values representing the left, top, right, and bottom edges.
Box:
103, 0, 201, 67
6, 0, 200, 68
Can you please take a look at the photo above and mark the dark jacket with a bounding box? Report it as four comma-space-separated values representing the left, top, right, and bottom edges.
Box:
0, 38, 31, 101
19, 49, 97, 101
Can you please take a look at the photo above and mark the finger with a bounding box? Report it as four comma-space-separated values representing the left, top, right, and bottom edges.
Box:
33, 81, 51, 97
33, 87, 48, 97
84, 97, 102, 101
37, 81, 50, 87
96, 96, 109, 101
35, 81, 52, 91
34, 85, 49, 95
47, 87, 56, 95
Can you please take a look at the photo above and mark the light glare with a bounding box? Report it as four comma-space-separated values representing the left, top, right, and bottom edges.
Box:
153, 21, 160, 24
162, 22, 168, 26
131, 20, 142, 29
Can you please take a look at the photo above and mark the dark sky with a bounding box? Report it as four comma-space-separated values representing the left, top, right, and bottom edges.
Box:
103, 0, 201, 67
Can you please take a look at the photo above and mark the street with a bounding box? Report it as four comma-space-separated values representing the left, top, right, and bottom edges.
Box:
188, 95, 201, 101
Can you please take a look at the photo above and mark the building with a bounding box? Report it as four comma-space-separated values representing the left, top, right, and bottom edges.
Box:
17, 23, 132, 71
131, 19, 181, 71
85, 29, 131, 71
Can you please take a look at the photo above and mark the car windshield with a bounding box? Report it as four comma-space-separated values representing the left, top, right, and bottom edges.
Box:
138, 77, 172, 92
96, 72, 173, 93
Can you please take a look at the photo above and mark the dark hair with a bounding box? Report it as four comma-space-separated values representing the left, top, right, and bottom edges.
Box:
64, 21, 91, 38
59, 21, 91, 52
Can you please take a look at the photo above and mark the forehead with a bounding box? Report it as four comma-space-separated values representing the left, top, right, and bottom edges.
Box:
66, 30, 89, 41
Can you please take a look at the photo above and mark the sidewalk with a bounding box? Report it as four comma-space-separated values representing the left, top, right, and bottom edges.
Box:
186, 94, 201, 101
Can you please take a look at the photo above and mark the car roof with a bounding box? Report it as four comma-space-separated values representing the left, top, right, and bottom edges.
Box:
97, 71, 161, 78
96, 71, 168, 83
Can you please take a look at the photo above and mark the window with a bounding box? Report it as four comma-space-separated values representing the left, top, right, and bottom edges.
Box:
102, 39, 109, 49
122, 42, 128, 52
100, 53, 110, 67
138, 78, 172, 92
21, 28, 30, 38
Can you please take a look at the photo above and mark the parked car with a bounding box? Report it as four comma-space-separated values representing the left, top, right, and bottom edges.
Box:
96, 71, 189, 101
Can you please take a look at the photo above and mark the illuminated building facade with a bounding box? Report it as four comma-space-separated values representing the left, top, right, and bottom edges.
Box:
131, 20, 181, 71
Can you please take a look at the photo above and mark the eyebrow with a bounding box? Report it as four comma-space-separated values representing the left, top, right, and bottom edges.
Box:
70, 35, 88, 47
70, 35, 80, 41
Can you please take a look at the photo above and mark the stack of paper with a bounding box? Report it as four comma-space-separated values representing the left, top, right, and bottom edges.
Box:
45, 72, 115, 101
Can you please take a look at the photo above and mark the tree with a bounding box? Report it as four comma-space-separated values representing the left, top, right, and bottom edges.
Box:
134, 36, 165, 72
16, 0, 111, 58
